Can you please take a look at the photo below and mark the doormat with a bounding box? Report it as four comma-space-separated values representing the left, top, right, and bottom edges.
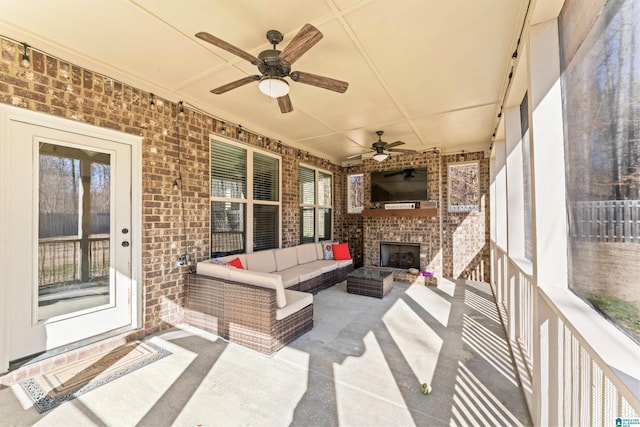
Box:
20, 340, 171, 413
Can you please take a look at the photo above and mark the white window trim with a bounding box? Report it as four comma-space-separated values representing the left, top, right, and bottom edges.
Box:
209, 135, 282, 253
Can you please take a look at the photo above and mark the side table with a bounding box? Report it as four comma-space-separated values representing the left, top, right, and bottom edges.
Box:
346, 267, 393, 299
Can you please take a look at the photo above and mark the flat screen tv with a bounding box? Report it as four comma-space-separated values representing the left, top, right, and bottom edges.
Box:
370, 167, 428, 202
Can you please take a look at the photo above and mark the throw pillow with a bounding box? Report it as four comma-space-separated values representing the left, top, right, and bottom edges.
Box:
332, 242, 351, 260
211, 258, 227, 265
321, 240, 337, 260
227, 257, 244, 269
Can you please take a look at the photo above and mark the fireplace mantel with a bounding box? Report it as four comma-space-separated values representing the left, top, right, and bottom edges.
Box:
362, 208, 437, 218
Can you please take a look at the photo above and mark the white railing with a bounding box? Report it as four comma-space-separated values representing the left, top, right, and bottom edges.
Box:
572, 200, 640, 243
38, 236, 109, 285
491, 245, 534, 412
538, 289, 640, 426
491, 243, 640, 425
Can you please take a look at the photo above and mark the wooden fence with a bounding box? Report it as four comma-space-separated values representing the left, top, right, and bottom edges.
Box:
572, 200, 640, 242
39, 212, 110, 238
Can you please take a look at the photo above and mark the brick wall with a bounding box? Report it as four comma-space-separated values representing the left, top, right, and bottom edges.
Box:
0, 37, 490, 341
0, 38, 344, 335
359, 151, 444, 276
342, 150, 490, 282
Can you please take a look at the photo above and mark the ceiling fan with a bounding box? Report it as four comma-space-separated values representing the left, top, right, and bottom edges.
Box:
347, 131, 416, 162
195, 23, 349, 113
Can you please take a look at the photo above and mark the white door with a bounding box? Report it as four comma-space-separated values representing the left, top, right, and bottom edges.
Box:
1, 110, 137, 363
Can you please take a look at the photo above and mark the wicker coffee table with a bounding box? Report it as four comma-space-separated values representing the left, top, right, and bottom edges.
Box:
346, 267, 393, 299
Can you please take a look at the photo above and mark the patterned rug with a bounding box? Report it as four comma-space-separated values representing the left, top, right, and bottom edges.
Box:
20, 340, 171, 413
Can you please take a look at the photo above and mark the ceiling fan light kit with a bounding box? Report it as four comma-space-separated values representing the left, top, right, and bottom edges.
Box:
195, 23, 348, 113
373, 152, 388, 162
258, 77, 289, 98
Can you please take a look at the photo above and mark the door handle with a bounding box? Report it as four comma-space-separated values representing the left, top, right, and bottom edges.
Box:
121, 241, 130, 247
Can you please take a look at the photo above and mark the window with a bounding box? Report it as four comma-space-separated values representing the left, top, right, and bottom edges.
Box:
299, 165, 332, 244
253, 152, 279, 251
210, 138, 280, 255
560, 0, 639, 343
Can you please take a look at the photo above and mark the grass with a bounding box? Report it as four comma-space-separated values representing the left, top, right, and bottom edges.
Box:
587, 295, 640, 343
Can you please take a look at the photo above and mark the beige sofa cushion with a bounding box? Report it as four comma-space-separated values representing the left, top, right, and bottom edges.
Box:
196, 260, 232, 280
335, 259, 354, 268
245, 250, 277, 273
315, 243, 324, 260
306, 260, 338, 274
296, 243, 318, 265
274, 270, 300, 288
277, 290, 313, 320
228, 268, 286, 309
296, 265, 323, 282
273, 246, 299, 272
277, 264, 318, 283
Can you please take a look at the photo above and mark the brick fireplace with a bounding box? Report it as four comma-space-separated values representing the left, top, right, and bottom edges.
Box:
353, 151, 444, 277
342, 150, 489, 281
363, 216, 442, 276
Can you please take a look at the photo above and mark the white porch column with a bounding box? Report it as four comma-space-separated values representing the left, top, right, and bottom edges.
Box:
527, 17, 568, 426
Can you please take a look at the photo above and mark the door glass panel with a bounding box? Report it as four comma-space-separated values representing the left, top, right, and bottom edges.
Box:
38, 143, 111, 321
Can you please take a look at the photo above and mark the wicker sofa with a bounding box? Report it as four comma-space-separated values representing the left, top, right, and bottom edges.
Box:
183, 242, 353, 355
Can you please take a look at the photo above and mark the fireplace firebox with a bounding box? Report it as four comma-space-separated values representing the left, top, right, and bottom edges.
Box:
380, 242, 420, 269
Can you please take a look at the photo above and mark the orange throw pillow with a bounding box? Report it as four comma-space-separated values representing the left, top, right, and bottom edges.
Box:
227, 257, 244, 269
332, 243, 351, 260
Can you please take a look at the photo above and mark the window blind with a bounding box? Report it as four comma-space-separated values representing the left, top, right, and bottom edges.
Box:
318, 207, 332, 241
211, 201, 245, 256
253, 152, 279, 201
211, 140, 246, 199
253, 204, 279, 251
299, 166, 315, 205
300, 207, 315, 243
318, 171, 332, 206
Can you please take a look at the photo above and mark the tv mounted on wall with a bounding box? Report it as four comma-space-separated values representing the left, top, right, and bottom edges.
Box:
370, 167, 428, 202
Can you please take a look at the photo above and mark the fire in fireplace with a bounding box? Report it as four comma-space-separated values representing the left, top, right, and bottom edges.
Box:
380, 242, 420, 269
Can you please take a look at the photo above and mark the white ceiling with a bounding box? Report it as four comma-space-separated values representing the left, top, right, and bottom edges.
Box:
0, 0, 528, 165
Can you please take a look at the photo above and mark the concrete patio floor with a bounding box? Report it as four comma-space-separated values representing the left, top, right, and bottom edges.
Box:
0, 278, 532, 426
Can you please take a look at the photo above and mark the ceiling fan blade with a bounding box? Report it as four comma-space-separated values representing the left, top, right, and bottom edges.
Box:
385, 141, 405, 149
387, 148, 416, 153
290, 71, 349, 93
279, 24, 323, 65
277, 94, 293, 113
211, 75, 260, 94
196, 32, 262, 66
